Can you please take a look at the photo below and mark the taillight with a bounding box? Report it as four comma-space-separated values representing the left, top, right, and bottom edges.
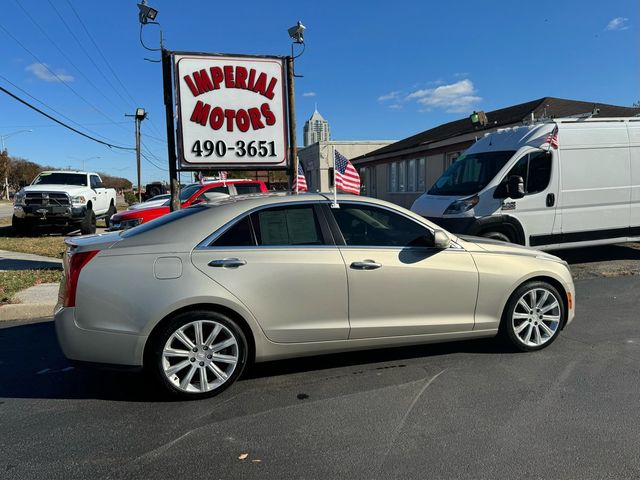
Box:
63, 250, 99, 307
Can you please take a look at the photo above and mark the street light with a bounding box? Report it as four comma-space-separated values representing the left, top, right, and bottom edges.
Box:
0, 129, 32, 152
137, 0, 158, 24
1, 129, 32, 199
288, 21, 306, 44
69, 155, 101, 171
136, 1, 181, 212
126, 108, 147, 203
286, 22, 306, 193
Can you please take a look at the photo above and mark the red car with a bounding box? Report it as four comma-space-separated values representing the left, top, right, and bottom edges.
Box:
109, 179, 267, 230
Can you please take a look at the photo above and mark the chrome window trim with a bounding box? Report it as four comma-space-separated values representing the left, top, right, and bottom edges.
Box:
195, 198, 466, 252
195, 200, 330, 250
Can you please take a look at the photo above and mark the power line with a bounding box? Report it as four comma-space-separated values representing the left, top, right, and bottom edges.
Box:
0, 74, 127, 145
0, 21, 128, 133
14, 0, 128, 117
141, 152, 168, 171
46, 0, 134, 112
65, 0, 139, 108
0, 85, 135, 151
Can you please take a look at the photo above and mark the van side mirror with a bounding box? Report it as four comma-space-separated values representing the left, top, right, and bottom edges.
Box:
433, 230, 451, 249
506, 175, 525, 199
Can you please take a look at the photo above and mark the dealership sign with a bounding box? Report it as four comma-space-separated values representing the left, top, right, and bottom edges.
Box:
174, 54, 288, 169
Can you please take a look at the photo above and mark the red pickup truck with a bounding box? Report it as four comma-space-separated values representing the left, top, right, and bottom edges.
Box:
109, 179, 267, 230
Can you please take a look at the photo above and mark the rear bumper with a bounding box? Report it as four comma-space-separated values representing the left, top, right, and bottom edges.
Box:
54, 307, 146, 366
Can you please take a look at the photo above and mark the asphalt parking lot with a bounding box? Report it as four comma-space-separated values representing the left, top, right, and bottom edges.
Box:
1, 273, 639, 479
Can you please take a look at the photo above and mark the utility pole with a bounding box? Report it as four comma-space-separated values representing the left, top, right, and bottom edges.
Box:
126, 108, 147, 203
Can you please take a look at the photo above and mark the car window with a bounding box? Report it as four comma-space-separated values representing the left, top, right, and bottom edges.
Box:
90, 175, 101, 188
251, 205, 323, 246
234, 184, 262, 195
504, 151, 551, 195
197, 186, 229, 201
211, 216, 254, 247
332, 204, 433, 247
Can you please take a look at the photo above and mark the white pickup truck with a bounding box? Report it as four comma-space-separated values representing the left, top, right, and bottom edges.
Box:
12, 171, 117, 235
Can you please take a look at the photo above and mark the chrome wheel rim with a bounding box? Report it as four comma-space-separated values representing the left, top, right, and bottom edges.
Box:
162, 320, 239, 393
512, 288, 561, 347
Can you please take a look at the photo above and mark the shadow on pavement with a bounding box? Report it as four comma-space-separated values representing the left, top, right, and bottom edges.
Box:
553, 243, 640, 265
0, 319, 509, 401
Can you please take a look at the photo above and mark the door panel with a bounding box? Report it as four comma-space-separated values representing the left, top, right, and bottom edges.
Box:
192, 248, 349, 343
339, 247, 478, 338
499, 150, 558, 244
326, 202, 478, 339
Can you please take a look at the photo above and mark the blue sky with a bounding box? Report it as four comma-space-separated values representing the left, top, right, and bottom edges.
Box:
0, 0, 637, 184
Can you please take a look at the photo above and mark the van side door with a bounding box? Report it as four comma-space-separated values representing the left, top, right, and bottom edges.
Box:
495, 150, 558, 247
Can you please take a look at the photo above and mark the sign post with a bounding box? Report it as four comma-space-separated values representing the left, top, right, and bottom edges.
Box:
162, 48, 181, 212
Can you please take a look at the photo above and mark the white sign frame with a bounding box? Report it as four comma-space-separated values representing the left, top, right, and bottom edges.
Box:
174, 52, 289, 170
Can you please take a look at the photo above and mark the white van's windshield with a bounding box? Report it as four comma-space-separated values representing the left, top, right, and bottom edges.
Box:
428, 150, 515, 196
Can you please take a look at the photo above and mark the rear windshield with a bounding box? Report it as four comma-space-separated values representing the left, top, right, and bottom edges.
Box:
32, 172, 87, 186
120, 206, 205, 238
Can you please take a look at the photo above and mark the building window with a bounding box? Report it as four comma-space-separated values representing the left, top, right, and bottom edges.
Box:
388, 162, 398, 192
418, 158, 426, 191
398, 161, 406, 192
407, 159, 417, 192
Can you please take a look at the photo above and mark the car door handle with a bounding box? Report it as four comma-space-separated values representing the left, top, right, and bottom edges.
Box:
350, 260, 382, 270
208, 258, 247, 268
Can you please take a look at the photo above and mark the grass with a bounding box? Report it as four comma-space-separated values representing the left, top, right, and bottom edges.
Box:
0, 269, 62, 304
0, 224, 67, 258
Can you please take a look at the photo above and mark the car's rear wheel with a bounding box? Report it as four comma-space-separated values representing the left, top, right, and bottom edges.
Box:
147, 311, 248, 399
501, 281, 565, 351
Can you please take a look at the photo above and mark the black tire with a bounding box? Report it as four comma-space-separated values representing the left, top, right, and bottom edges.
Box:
145, 310, 249, 400
11, 215, 31, 236
80, 208, 96, 235
500, 280, 566, 352
481, 231, 511, 243
104, 203, 116, 228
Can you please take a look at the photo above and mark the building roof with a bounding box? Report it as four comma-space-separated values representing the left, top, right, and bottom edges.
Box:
357, 97, 640, 160
307, 107, 327, 123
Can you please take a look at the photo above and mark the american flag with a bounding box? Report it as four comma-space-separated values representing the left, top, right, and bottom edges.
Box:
292, 163, 308, 192
218, 171, 228, 181
546, 125, 559, 149
334, 150, 360, 195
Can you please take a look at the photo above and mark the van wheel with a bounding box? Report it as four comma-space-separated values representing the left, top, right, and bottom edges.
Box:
482, 231, 511, 243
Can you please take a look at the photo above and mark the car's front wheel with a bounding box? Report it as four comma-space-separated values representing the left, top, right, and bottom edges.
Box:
501, 281, 565, 351
146, 311, 248, 399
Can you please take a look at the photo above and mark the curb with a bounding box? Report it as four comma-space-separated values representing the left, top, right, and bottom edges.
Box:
0, 303, 56, 322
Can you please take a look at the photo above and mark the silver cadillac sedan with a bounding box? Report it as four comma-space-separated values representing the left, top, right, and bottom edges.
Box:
55, 193, 575, 399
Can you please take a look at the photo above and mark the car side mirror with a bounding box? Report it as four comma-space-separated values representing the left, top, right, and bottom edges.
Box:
433, 230, 450, 249
506, 175, 525, 199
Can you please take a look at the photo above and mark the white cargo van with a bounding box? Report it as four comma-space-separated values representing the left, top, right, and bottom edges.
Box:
411, 117, 640, 250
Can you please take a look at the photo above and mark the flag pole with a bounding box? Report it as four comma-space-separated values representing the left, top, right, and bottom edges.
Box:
332, 147, 338, 208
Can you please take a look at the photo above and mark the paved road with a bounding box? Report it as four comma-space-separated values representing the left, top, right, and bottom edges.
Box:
1, 276, 639, 479
0, 202, 13, 220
